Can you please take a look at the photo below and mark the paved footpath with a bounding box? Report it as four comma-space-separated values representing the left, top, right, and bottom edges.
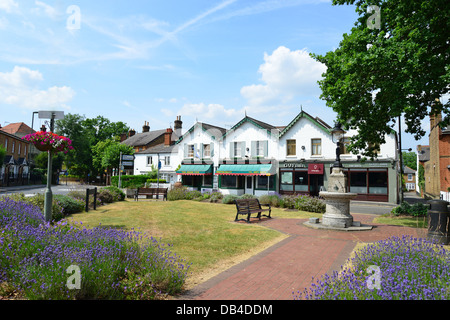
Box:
180, 214, 426, 300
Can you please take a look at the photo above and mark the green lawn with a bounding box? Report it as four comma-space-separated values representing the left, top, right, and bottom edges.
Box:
67, 200, 311, 288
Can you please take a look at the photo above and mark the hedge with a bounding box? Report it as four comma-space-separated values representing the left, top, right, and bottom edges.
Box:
111, 175, 166, 188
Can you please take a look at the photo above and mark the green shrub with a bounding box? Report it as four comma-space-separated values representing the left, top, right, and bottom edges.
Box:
111, 174, 165, 188
98, 189, 114, 203
240, 194, 256, 199
209, 192, 223, 203
102, 186, 125, 201
222, 194, 239, 204
258, 194, 281, 207
279, 195, 297, 209
167, 187, 188, 201
391, 201, 428, 217
295, 195, 326, 213
184, 190, 202, 200
53, 194, 84, 214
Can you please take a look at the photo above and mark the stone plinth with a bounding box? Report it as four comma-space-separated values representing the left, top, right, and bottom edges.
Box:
319, 191, 357, 228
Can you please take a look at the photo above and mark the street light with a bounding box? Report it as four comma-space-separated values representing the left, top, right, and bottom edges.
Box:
331, 122, 345, 169
38, 110, 64, 222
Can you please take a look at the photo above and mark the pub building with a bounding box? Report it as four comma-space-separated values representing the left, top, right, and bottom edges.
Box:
277, 110, 399, 203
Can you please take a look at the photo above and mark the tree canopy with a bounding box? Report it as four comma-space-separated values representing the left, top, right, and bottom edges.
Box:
312, 0, 449, 158
55, 114, 130, 177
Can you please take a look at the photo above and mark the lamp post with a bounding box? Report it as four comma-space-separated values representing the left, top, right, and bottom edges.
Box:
331, 122, 345, 169
38, 110, 64, 222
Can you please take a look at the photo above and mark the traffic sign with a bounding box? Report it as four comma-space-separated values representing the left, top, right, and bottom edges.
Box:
122, 161, 134, 167
122, 154, 134, 161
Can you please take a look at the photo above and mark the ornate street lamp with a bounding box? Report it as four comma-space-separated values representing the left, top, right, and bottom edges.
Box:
331, 122, 345, 169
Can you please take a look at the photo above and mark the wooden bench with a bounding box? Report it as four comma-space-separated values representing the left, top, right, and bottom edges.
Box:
134, 187, 168, 201
234, 198, 272, 223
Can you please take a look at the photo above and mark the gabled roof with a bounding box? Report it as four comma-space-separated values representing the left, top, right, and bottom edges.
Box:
122, 129, 178, 147
0, 122, 35, 135
403, 165, 416, 174
136, 144, 178, 154
279, 110, 332, 138
221, 116, 279, 140
175, 122, 226, 144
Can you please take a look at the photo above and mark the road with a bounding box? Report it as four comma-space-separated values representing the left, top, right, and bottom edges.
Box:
0, 184, 99, 197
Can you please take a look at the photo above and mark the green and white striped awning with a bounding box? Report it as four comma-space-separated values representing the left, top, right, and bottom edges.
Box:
215, 164, 275, 176
176, 164, 213, 175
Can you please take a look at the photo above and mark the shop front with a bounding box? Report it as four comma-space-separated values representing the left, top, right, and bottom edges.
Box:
215, 162, 277, 196
176, 163, 213, 191
279, 162, 325, 197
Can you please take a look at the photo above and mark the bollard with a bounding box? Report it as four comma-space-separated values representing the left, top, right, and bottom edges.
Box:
427, 200, 449, 245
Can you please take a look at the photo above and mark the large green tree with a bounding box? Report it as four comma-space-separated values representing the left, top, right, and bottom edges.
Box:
312, 0, 449, 158
55, 114, 130, 178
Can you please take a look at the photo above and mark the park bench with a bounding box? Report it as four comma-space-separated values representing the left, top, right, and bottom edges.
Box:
234, 198, 272, 223
134, 187, 168, 201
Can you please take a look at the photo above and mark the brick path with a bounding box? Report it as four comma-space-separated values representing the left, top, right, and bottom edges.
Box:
181, 214, 426, 300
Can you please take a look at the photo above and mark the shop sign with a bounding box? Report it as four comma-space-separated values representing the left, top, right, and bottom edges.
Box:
308, 163, 324, 174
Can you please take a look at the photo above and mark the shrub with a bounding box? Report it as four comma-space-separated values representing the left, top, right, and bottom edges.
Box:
209, 192, 223, 203
167, 187, 188, 201
279, 195, 297, 209
184, 190, 202, 200
98, 189, 114, 203
295, 195, 326, 213
102, 186, 125, 202
222, 194, 239, 204
391, 201, 428, 217
258, 194, 281, 207
53, 194, 84, 215
240, 194, 256, 199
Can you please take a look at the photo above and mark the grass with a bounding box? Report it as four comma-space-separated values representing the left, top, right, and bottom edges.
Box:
373, 214, 428, 229
67, 200, 315, 288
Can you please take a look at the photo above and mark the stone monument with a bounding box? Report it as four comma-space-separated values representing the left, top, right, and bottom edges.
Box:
304, 122, 372, 231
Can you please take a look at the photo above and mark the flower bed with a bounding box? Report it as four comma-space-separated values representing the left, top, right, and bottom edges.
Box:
0, 198, 190, 300
295, 236, 450, 300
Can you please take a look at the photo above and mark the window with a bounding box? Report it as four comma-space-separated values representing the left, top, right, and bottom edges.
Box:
18, 143, 21, 155
203, 175, 213, 186
4, 138, 7, 151
311, 139, 321, 156
256, 175, 275, 190
280, 171, 293, 191
203, 144, 211, 158
407, 174, 413, 181
146, 156, 152, 166
286, 140, 296, 156
256, 141, 265, 157
12, 141, 15, 153
340, 138, 351, 154
164, 156, 170, 166
349, 171, 367, 193
294, 171, 308, 192
221, 175, 237, 188
368, 170, 388, 194
187, 144, 194, 158
234, 142, 242, 158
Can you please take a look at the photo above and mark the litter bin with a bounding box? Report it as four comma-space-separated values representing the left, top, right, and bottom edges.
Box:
427, 199, 449, 245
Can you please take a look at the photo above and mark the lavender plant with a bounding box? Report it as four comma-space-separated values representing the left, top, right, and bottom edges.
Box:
295, 236, 450, 300
0, 198, 190, 300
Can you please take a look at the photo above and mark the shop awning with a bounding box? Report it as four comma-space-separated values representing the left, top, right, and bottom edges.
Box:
215, 164, 275, 176
176, 164, 213, 175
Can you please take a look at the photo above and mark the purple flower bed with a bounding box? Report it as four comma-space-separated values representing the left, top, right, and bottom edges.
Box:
295, 235, 450, 300
0, 198, 190, 300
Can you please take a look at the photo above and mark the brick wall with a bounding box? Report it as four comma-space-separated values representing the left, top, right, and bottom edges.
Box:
0, 131, 30, 161
439, 132, 450, 193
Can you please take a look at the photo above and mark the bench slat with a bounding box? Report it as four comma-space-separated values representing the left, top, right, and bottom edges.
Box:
234, 198, 271, 223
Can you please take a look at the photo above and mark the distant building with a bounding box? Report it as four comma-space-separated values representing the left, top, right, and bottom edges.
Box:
416, 145, 429, 194
403, 166, 416, 191
425, 109, 450, 200
0, 129, 32, 186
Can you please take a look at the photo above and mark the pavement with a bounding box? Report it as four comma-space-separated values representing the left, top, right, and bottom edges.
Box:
180, 205, 426, 300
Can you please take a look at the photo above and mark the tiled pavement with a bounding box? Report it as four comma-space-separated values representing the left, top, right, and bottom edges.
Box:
180, 214, 426, 300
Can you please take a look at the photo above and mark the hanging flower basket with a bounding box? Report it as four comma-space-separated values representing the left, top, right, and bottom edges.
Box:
22, 131, 74, 154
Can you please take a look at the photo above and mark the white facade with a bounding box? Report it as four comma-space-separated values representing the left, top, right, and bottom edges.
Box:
133, 146, 180, 185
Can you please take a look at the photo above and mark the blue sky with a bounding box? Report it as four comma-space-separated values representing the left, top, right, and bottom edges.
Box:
0, 0, 430, 151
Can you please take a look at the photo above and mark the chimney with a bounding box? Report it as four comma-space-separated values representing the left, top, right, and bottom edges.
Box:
174, 115, 182, 137
120, 133, 127, 142
41, 125, 46, 132
164, 128, 173, 146
142, 121, 150, 133
129, 129, 136, 137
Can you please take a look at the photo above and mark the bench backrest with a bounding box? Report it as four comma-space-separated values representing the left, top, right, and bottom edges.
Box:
235, 198, 262, 211
137, 187, 168, 193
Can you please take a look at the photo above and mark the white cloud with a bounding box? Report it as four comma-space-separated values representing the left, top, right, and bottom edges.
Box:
179, 102, 241, 121
0, 66, 75, 110
241, 46, 326, 109
0, 0, 18, 13
33, 1, 59, 19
